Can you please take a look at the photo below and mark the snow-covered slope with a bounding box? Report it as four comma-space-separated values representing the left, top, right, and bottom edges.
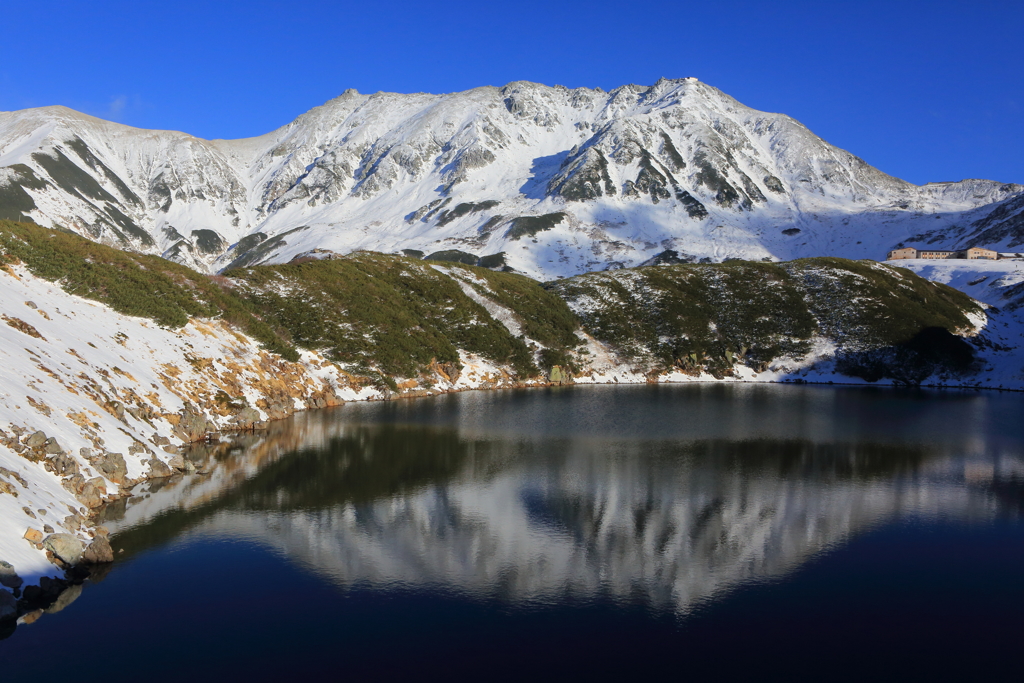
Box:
2, 79, 1021, 278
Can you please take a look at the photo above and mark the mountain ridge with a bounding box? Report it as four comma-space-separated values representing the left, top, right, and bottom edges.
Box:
1, 78, 1022, 278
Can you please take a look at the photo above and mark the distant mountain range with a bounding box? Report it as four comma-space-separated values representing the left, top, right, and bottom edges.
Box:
1, 78, 1022, 278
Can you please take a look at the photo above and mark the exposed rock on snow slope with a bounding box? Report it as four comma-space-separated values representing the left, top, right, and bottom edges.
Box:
0, 260, 360, 587
2, 79, 1021, 279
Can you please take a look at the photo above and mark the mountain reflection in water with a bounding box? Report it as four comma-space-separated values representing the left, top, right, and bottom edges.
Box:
99, 384, 1024, 614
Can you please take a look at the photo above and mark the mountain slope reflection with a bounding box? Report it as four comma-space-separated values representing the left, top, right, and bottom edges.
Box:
104, 397, 1022, 614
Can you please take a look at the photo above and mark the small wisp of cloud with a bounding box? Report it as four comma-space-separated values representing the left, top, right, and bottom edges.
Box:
108, 95, 128, 119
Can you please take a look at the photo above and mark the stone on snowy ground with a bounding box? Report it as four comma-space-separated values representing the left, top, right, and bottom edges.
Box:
42, 524, 54, 534
43, 437, 63, 454
93, 452, 127, 484
23, 528, 43, 544
81, 536, 113, 564
23, 431, 46, 448
47, 452, 79, 477
62, 475, 85, 501
0, 560, 22, 589
106, 400, 125, 420
173, 404, 213, 442
42, 534, 85, 565
77, 478, 107, 508
147, 457, 173, 478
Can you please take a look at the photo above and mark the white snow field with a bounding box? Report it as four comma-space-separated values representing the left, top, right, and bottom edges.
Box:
1, 78, 1021, 279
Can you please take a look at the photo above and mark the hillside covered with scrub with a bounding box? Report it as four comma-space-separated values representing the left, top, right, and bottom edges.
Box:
0, 219, 992, 389
549, 257, 985, 384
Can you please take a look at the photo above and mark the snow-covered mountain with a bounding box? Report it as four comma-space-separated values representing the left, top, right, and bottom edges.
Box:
2, 78, 1022, 278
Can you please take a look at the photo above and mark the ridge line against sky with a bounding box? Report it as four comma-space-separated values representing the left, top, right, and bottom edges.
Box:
2, 0, 1022, 186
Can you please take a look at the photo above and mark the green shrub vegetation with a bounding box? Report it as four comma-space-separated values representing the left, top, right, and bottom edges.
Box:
0, 219, 295, 358
787, 257, 981, 348
549, 257, 982, 378
0, 220, 983, 385
0, 220, 585, 378
549, 260, 816, 374
227, 253, 581, 377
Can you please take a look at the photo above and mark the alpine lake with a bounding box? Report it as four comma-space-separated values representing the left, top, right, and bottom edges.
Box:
1, 383, 1021, 681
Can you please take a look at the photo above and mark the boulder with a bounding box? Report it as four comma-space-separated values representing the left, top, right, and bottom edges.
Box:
43, 437, 63, 454
232, 407, 262, 429
147, 457, 173, 479
152, 435, 170, 446
62, 473, 86, 495
266, 401, 294, 421
42, 534, 85, 565
107, 400, 125, 420
47, 452, 80, 477
167, 455, 197, 474
94, 452, 127, 484
81, 536, 114, 564
0, 560, 22, 589
77, 478, 107, 509
23, 528, 43, 544
23, 431, 46, 449
172, 404, 212, 442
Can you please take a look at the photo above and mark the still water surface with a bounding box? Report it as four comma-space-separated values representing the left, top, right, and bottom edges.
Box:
1, 383, 1022, 680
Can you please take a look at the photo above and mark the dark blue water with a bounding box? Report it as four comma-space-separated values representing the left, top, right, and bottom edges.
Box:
1, 384, 1022, 681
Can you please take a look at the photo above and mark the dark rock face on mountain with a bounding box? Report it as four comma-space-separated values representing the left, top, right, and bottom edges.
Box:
1, 79, 1021, 278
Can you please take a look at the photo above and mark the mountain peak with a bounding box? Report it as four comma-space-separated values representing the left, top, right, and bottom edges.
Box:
0, 78, 1021, 278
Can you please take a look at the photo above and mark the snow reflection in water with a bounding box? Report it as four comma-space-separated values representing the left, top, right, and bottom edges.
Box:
101, 384, 1024, 614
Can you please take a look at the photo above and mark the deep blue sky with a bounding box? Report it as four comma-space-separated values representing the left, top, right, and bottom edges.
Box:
2, 0, 1022, 185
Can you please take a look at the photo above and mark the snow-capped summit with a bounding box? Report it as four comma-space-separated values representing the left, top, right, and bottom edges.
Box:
1, 79, 1022, 278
